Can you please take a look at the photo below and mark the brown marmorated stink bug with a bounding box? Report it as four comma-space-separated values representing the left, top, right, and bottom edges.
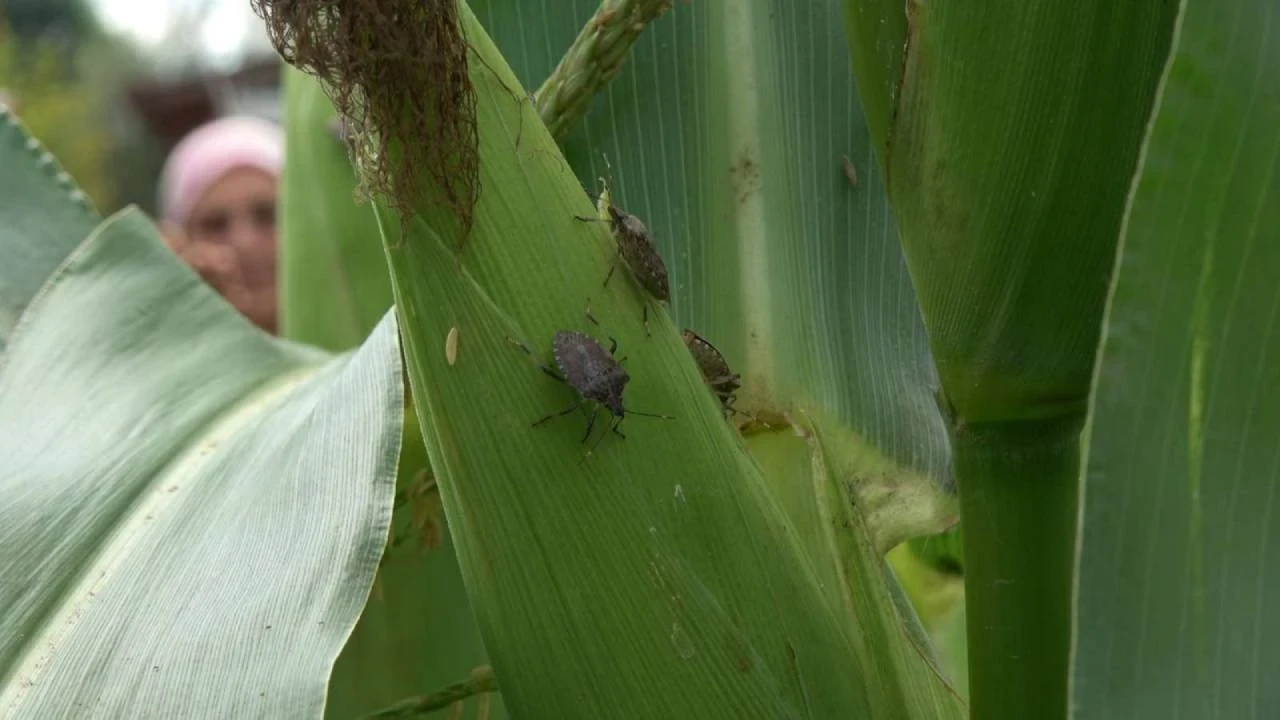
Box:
509, 309, 673, 450
681, 329, 743, 417
575, 178, 670, 336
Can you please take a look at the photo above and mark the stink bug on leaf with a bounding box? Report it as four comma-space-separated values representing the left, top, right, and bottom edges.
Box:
601, 202, 670, 303
575, 174, 670, 336
681, 329, 742, 417
509, 308, 673, 451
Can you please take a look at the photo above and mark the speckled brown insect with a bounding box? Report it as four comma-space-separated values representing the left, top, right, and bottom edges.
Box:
682, 329, 742, 417
603, 204, 670, 301
510, 310, 672, 448
576, 195, 670, 335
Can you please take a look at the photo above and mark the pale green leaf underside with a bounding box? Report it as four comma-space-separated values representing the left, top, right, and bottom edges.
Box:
0, 109, 98, 351
1075, 0, 1280, 715
472, 0, 951, 482
0, 209, 403, 718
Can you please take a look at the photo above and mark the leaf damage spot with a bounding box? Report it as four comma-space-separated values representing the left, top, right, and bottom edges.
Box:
670, 622, 696, 660
730, 147, 761, 204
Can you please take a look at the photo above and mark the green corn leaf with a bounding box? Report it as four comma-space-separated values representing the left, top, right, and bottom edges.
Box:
0, 116, 403, 716
475, 0, 952, 486
1074, 0, 1280, 715
842, 0, 1179, 713
472, 0, 963, 693
0, 110, 98, 350
375, 4, 965, 717
326, 412, 501, 720
276, 58, 499, 720
277, 66, 390, 351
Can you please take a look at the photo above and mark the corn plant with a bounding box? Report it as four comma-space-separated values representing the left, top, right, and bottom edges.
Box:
0, 0, 1277, 718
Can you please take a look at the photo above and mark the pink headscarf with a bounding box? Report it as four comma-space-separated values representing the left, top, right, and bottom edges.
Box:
159, 115, 284, 225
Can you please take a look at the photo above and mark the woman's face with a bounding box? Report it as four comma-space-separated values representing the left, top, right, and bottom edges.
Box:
184, 167, 279, 332
186, 167, 277, 252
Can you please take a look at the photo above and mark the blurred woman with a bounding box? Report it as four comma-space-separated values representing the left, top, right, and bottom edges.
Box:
158, 115, 283, 334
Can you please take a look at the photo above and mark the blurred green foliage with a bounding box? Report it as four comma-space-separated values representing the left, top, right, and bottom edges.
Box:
0, 17, 112, 209
0, 0, 99, 43
1, 2, 161, 216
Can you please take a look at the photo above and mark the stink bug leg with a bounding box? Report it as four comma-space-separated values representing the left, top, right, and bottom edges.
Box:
584, 414, 628, 457
506, 337, 565, 382
581, 405, 599, 444
532, 400, 584, 428
583, 304, 618, 351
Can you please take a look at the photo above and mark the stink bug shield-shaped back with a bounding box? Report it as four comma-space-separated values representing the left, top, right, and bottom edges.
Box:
682, 329, 743, 417
604, 203, 670, 302
575, 177, 670, 334
509, 311, 673, 452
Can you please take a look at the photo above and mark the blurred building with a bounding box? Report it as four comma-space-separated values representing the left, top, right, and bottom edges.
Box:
126, 53, 281, 152
3, 0, 284, 212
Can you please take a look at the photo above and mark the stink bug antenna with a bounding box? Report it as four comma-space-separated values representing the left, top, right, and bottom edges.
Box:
590, 153, 616, 209
575, 173, 615, 224
599, 154, 618, 209
582, 409, 673, 458
582, 413, 618, 457
622, 408, 675, 420
506, 336, 566, 382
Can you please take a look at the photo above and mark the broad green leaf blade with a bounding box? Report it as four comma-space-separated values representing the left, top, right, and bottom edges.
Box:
380, 6, 963, 717
471, 0, 963, 698
474, 0, 951, 484
1074, 0, 1280, 716
327, 416, 501, 720
732, 419, 964, 710
0, 208, 403, 718
888, 544, 967, 700
276, 54, 497, 719
278, 66, 390, 351
0, 109, 98, 350
277, 59, 500, 720
876, 2, 1177, 423
839, 0, 904, 162
844, 0, 1177, 713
